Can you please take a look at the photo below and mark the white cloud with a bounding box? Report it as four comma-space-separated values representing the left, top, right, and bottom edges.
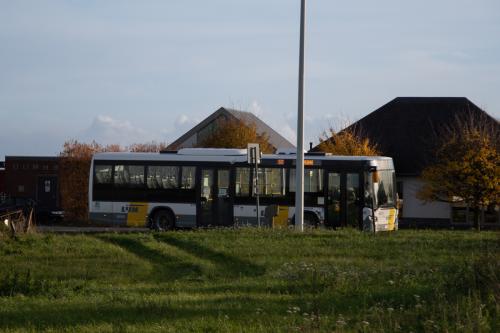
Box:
280, 112, 350, 147
80, 115, 149, 145
248, 100, 264, 117
280, 124, 296, 144
158, 114, 202, 143
175, 114, 191, 126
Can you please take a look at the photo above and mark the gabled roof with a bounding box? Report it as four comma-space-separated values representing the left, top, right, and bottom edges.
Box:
312, 97, 499, 175
168, 107, 295, 150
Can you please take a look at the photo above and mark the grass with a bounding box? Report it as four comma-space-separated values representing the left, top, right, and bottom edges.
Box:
0, 228, 498, 332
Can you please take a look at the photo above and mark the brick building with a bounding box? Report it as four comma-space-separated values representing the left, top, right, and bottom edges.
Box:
4, 156, 60, 216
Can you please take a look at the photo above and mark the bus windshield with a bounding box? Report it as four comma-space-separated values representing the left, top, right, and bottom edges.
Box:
373, 170, 396, 208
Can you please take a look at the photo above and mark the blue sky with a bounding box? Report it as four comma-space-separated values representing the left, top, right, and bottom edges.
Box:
1, 0, 499, 159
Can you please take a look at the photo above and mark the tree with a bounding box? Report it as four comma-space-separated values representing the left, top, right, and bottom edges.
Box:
315, 126, 380, 156
59, 140, 171, 221
59, 140, 123, 221
128, 141, 168, 153
196, 117, 274, 153
417, 115, 499, 231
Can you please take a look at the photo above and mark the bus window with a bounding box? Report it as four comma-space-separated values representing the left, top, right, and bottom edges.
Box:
327, 172, 341, 226
114, 165, 145, 188
257, 168, 285, 197
346, 173, 360, 228
218, 169, 230, 197
181, 166, 196, 189
236, 168, 250, 196
95, 165, 112, 184
289, 168, 323, 193
376, 170, 395, 207
147, 166, 179, 189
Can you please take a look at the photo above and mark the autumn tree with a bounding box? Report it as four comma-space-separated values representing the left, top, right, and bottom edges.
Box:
196, 117, 274, 153
59, 140, 123, 221
417, 115, 499, 231
59, 140, 171, 222
128, 141, 168, 153
315, 126, 380, 156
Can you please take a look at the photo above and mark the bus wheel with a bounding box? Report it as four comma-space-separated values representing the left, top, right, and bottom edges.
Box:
290, 213, 319, 228
304, 213, 319, 228
154, 210, 175, 231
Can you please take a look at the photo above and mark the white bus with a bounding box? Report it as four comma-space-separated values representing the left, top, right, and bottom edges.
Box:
89, 148, 398, 232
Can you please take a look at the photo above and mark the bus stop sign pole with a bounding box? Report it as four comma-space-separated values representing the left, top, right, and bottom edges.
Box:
295, 0, 306, 232
248, 144, 260, 227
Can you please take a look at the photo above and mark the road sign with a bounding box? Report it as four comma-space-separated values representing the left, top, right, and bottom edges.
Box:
247, 143, 260, 164
247, 143, 261, 227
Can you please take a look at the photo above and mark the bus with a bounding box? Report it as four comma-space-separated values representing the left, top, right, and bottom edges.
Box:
89, 148, 398, 232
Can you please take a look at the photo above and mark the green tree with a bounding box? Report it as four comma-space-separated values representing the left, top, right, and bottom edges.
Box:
418, 116, 499, 231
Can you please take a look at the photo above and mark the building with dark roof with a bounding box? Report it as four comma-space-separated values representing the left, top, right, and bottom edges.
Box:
4, 156, 61, 218
0, 161, 5, 195
312, 97, 499, 227
167, 107, 295, 152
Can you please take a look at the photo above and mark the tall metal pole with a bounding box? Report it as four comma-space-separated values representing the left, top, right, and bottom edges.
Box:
295, 0, 306, 231
254, 149, 260, 227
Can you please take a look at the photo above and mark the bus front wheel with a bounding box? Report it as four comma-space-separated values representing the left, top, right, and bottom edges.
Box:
153, 210, 175, 231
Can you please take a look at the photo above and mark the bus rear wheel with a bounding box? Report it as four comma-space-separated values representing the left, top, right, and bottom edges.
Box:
304, 212, 319, 228
290, 212, 319, 228
153, 210, 175, 231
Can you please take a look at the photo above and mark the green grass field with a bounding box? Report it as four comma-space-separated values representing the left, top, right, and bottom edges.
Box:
0, 229, 498, 332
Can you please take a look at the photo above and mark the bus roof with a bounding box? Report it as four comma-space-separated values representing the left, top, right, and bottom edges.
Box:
93, 149, 393, 164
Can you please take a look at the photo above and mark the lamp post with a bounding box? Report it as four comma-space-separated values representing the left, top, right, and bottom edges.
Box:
295, 0, 306, 231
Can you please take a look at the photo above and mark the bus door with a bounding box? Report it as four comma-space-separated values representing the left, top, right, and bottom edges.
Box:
325, 172, 362, 228
198, 168, 233, 227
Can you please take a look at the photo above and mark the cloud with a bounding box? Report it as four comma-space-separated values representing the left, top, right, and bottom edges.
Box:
174, 114, 199, 127
280, 124, 296, 144
157, 114, 203, 144
175, 114, 191, 126
80, 115, 149, 145
280, 112, 350, 147
248, 100, 264, 117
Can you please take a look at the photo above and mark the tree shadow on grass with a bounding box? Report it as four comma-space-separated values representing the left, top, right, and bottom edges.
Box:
154, 234, 266, 278
95, 235, 202, 282
0, 284, 438, 331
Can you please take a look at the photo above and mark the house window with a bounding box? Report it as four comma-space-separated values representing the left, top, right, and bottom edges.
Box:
32, 164, 39, 170
484, 205, 500, 224
18, 185, 25, 193
452, 207, 469, 223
